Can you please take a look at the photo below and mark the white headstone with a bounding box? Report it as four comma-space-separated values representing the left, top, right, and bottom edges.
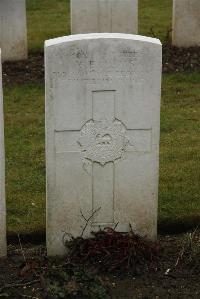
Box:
71, 0, 138, 34
172, 0, 200, 47
0, 0, 27, 61
45, 33, 162, 256
0, 49, 6, 257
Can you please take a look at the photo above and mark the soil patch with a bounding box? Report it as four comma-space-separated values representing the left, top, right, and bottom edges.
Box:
0, 232, 199, 299
2, 52, 44, 85
110, 233, 200, 299
2, 45, 200, 85
163, 44, 200, 73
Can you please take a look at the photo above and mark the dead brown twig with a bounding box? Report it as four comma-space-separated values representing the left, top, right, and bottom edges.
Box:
80, 207, 101, 237
18, 233, 27, 266
165, 227, 199, 276
0, 279, 40, 293
66, 227, 160, 273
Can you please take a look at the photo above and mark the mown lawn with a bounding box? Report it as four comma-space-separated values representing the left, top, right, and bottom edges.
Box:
160, 74, 200, 230
4, 74, 200, 235
26, 0, 172, 51
4, 85, 45, 235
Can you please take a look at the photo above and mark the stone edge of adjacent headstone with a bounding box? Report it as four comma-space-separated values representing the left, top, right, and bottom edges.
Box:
0, 48, 6, 258
0, 0, 28, 62
172, 0, 200, 47
70, 0, 139, 35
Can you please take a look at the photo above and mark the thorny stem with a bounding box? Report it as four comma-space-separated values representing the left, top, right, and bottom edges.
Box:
18, 233, 27, 266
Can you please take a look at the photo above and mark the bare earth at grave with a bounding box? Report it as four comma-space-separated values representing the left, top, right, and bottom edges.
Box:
0, 231, 199, 299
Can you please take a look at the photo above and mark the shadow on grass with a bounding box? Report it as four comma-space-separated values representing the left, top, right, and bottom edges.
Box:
7, 215, 200, 245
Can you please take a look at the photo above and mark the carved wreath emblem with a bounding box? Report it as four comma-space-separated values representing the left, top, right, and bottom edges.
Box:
78, 119, 128, 165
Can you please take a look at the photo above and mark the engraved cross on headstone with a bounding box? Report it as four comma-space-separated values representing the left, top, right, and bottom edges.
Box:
55, 89, 152, 226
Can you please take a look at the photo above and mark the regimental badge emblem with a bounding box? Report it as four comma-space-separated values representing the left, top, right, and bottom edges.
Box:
78, 119, 128, 165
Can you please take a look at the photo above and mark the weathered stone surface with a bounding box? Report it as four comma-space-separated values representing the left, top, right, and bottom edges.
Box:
0, 49, 6, 257
0, 0, 27, 61
45, 33, 162, 256
172, 0, 200, 47
71, 0, 138, 34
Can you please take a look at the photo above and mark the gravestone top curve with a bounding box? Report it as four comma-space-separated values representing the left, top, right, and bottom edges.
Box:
45, 33, 161, 48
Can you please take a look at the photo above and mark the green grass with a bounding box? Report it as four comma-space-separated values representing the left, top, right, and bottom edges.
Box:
4, 74, 200, 235
26, 0, 172, 52
139, 0, 172, 42
27, 0, 70, 51
159, 74, 200, 229
4, 85, 45, 234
